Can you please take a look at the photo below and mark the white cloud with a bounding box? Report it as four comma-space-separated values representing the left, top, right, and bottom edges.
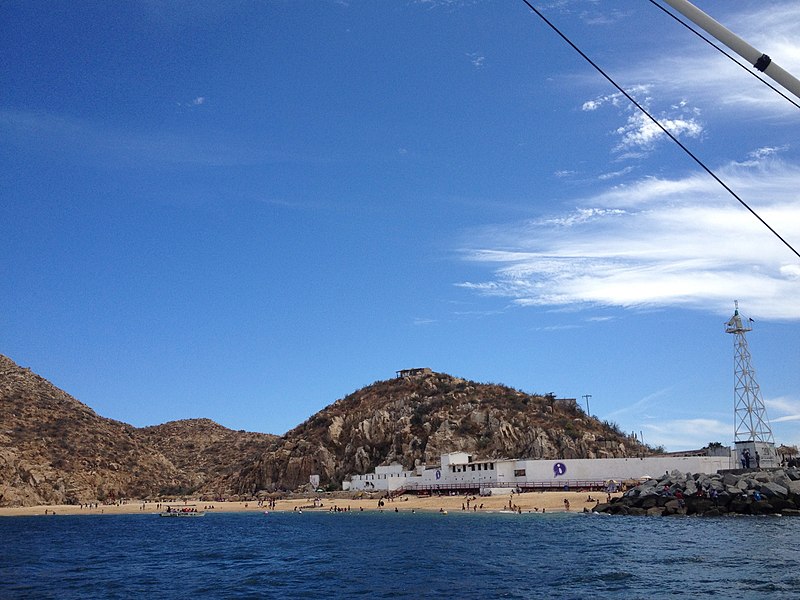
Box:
581, 86, 703, 154
554, 169, 576, 178
598, 166, 633, 180
413, 317, 437, 326
614, 110, 703, 152
766, 396, 800, 423
746, 146, 789, 162
467, 52, 485, 69
458, 158, 800, 320
643, 418, 731, 450
0, 108, 268, 167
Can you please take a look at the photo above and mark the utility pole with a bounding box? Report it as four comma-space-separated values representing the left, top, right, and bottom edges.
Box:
582, 394, 592, 417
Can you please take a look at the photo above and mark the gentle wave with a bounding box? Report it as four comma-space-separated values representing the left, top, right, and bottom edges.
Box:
1, 511, 799, 599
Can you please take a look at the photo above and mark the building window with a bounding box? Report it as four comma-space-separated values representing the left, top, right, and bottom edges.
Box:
514, 469, 526, 477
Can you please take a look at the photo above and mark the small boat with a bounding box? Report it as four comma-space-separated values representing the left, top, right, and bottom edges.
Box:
159, 505, 205, 517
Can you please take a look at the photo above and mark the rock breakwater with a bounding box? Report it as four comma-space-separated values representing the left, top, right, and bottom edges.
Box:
594, 468, 800, 517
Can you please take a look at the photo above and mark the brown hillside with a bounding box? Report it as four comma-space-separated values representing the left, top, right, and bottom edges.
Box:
229, 370, 653, 494
134, 419, 277, 495
0, 354, 179, 506
0, 355, 276, 506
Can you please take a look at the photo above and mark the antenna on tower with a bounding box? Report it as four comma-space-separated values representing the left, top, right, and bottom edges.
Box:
725, 300, 777, 469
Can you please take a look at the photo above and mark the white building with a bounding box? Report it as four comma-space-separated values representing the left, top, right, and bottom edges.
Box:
344, 451, 735, 495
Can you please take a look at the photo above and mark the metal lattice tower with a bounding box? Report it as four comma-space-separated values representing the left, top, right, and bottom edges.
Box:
725, 301, 774, 444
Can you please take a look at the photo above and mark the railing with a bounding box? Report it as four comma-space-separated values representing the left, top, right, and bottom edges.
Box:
401, 479, 608, 493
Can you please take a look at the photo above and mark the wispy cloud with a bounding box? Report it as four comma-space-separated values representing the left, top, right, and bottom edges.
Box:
176, 96, 207, 109
458, 156, 800, 320
643, 418, 731, 450
0, 108, 277, 167
466, 52, 485, 69
598, 166, 633, 181
413, 317, 437, 326
766, 396, 800, 423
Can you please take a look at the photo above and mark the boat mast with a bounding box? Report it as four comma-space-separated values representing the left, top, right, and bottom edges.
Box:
661, 0, 800, 102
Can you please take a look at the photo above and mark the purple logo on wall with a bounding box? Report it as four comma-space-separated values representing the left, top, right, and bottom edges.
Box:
553, 462, 567, 477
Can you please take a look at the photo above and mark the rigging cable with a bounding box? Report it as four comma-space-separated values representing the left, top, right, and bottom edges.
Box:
649, 0, 800, 111
519, 0, 800, 260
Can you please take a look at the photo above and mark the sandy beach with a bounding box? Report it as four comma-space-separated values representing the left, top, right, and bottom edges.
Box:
0, 490, 621, 517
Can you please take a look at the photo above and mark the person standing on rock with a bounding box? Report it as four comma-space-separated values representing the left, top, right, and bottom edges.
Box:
755, 452, 761, 469
744, 449, 751, 469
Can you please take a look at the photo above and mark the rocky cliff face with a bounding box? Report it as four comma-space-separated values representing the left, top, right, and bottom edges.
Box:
229, 371, 652, 494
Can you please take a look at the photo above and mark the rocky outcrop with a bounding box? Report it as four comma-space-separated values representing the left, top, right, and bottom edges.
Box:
594, 468, 800, 516
228, 371, 652, 494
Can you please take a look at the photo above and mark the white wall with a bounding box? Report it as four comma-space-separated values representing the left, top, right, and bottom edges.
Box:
346, 454, 735, 492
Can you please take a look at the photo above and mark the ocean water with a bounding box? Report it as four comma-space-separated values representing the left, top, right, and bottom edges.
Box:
1, 511, 798, 599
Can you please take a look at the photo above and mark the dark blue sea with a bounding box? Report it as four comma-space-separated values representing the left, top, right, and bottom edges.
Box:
2, 511, 798, 599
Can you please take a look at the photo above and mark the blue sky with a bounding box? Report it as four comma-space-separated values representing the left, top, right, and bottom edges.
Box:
2, 0, 799, 451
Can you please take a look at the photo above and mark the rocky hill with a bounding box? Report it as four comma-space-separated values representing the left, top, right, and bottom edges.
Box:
0, 354, 175, 505
229, 370, 653, 494
133, 419, 278, 495
0, 355, 275, 506
1, 355, 655, 505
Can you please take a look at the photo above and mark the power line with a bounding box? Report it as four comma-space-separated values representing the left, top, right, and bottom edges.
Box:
649, 0, 800, 111
519, 0, 800, 260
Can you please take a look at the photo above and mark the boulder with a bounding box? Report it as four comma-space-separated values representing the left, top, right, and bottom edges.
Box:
767, 498, 796, 512
639, 496, 659, 509
749, 501, 775, 515
760, 482, 788, 498
663, 499, 686, 515
785, 469, 800, 482
786, 480, 800, 494
722, 472, 739, 487
684, 497, 715, 516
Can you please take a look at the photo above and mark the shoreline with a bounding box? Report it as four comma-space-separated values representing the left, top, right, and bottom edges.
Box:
0, 490, 619, 518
